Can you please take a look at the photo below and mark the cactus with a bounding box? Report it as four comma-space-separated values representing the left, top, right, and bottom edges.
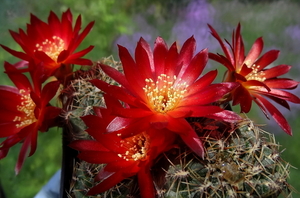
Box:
65, 59, 294, 198
156, 118, 293, 198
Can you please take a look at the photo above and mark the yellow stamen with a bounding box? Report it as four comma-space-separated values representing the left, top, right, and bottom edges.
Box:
143, 74, 188, 113
245, 64, 266, 82
35, 36, 65, 61
117, 132, 150, 162
14, 89, 37, 128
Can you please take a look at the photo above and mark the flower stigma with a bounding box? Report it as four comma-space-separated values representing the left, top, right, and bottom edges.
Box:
14, 89, 37, 128
35, 36, 66, 61
117, 132, 150, 162
143, 74, 188, 113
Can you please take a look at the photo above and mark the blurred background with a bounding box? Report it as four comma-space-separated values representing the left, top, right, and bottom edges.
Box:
0, 0, 300, 197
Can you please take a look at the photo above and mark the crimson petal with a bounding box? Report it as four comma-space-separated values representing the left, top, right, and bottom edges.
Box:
167, 117, 204, 158
255, 95, 292, 135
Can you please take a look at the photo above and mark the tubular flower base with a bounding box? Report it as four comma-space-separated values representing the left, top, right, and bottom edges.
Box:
0, 9, 94, 80
64, 61, 294, 198
208, 23, 300, 135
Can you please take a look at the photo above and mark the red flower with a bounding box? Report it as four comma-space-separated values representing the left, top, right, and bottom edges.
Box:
70, 98, 176, 198
208, 23, 300, 135
1, 9, 94, 79
0, 62, 61, 174
90, 36, 240, 158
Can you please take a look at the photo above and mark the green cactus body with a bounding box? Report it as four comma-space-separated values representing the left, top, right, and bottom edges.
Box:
160, 120, 293, 198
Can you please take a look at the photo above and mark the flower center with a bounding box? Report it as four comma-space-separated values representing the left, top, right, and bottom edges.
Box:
143, 74, 188, 113
14, 89, 37, 128
35, 36, 66, 61
118, 132, 150, 161
245, 64, 266, 82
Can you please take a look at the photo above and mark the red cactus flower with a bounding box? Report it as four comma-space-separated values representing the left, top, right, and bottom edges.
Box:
90, 36, 240, 158
208, 23, 300, 135
0, 9, 94, 79
0, 62, 61, 174
70, 98, 176, 198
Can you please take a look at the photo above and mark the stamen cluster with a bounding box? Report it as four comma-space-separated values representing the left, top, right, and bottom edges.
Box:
118, 132, 150, 161
143, 74, 187, 113
245, 64, 266, 82
35, 36, 65, 61
14, 89, 37, 128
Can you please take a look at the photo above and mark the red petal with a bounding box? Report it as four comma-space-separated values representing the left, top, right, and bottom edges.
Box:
57, 50, 70, 63
100, 63, 130, 90
153, 37, 168, 76
233, 23, 245, 69
167, 117, 204, 158
15, 124, 36, 174
149, 113, 168, 129
138, 167, 156, 198
118, 117, 150, 138
69, 20, 95, 52
34, 51, 56, 65
263, 65, 291, 79
179, 48, 208, 85
77, 151, 121, 164
41, 81, 60, 105
232, 85, 253, 113
0, 44, 30, 61
207, 110, 241, 123
94, 167, 114, 182
265, 78, 299, 89
169, 105, 222, 118
255, 50, 280, 70
208, 24, 234, 64
209, 53, 235, 72
118, 45, 145, 88
112, 107, 153, 118
177, 36, 196, 76
135, 37, 154, 79
255, 95, 292, 135
0, 123, 21, 137
244, 80, 270, 92
65, 45, 94, 63
254, 88, 300, 103
106, 117, 132, 134
4, 62, 33, 90
243, 37, 263, 67
90, 79, 137, 106
39, 106, 61, 132
265, 95, 290, 110
182, 82, 238, 106
69, 140, 108, 152
81, 115, 104, 130
186, 70, 218, 96
164, 42, 179, 77
87, 171, 125, 195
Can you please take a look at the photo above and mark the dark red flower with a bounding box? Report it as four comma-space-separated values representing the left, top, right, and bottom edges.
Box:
0, 62, 61, 174
70, 97, 176, 198
90, 36, 240, 158
208, 23, 300, 135
1, 9, 94, 79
